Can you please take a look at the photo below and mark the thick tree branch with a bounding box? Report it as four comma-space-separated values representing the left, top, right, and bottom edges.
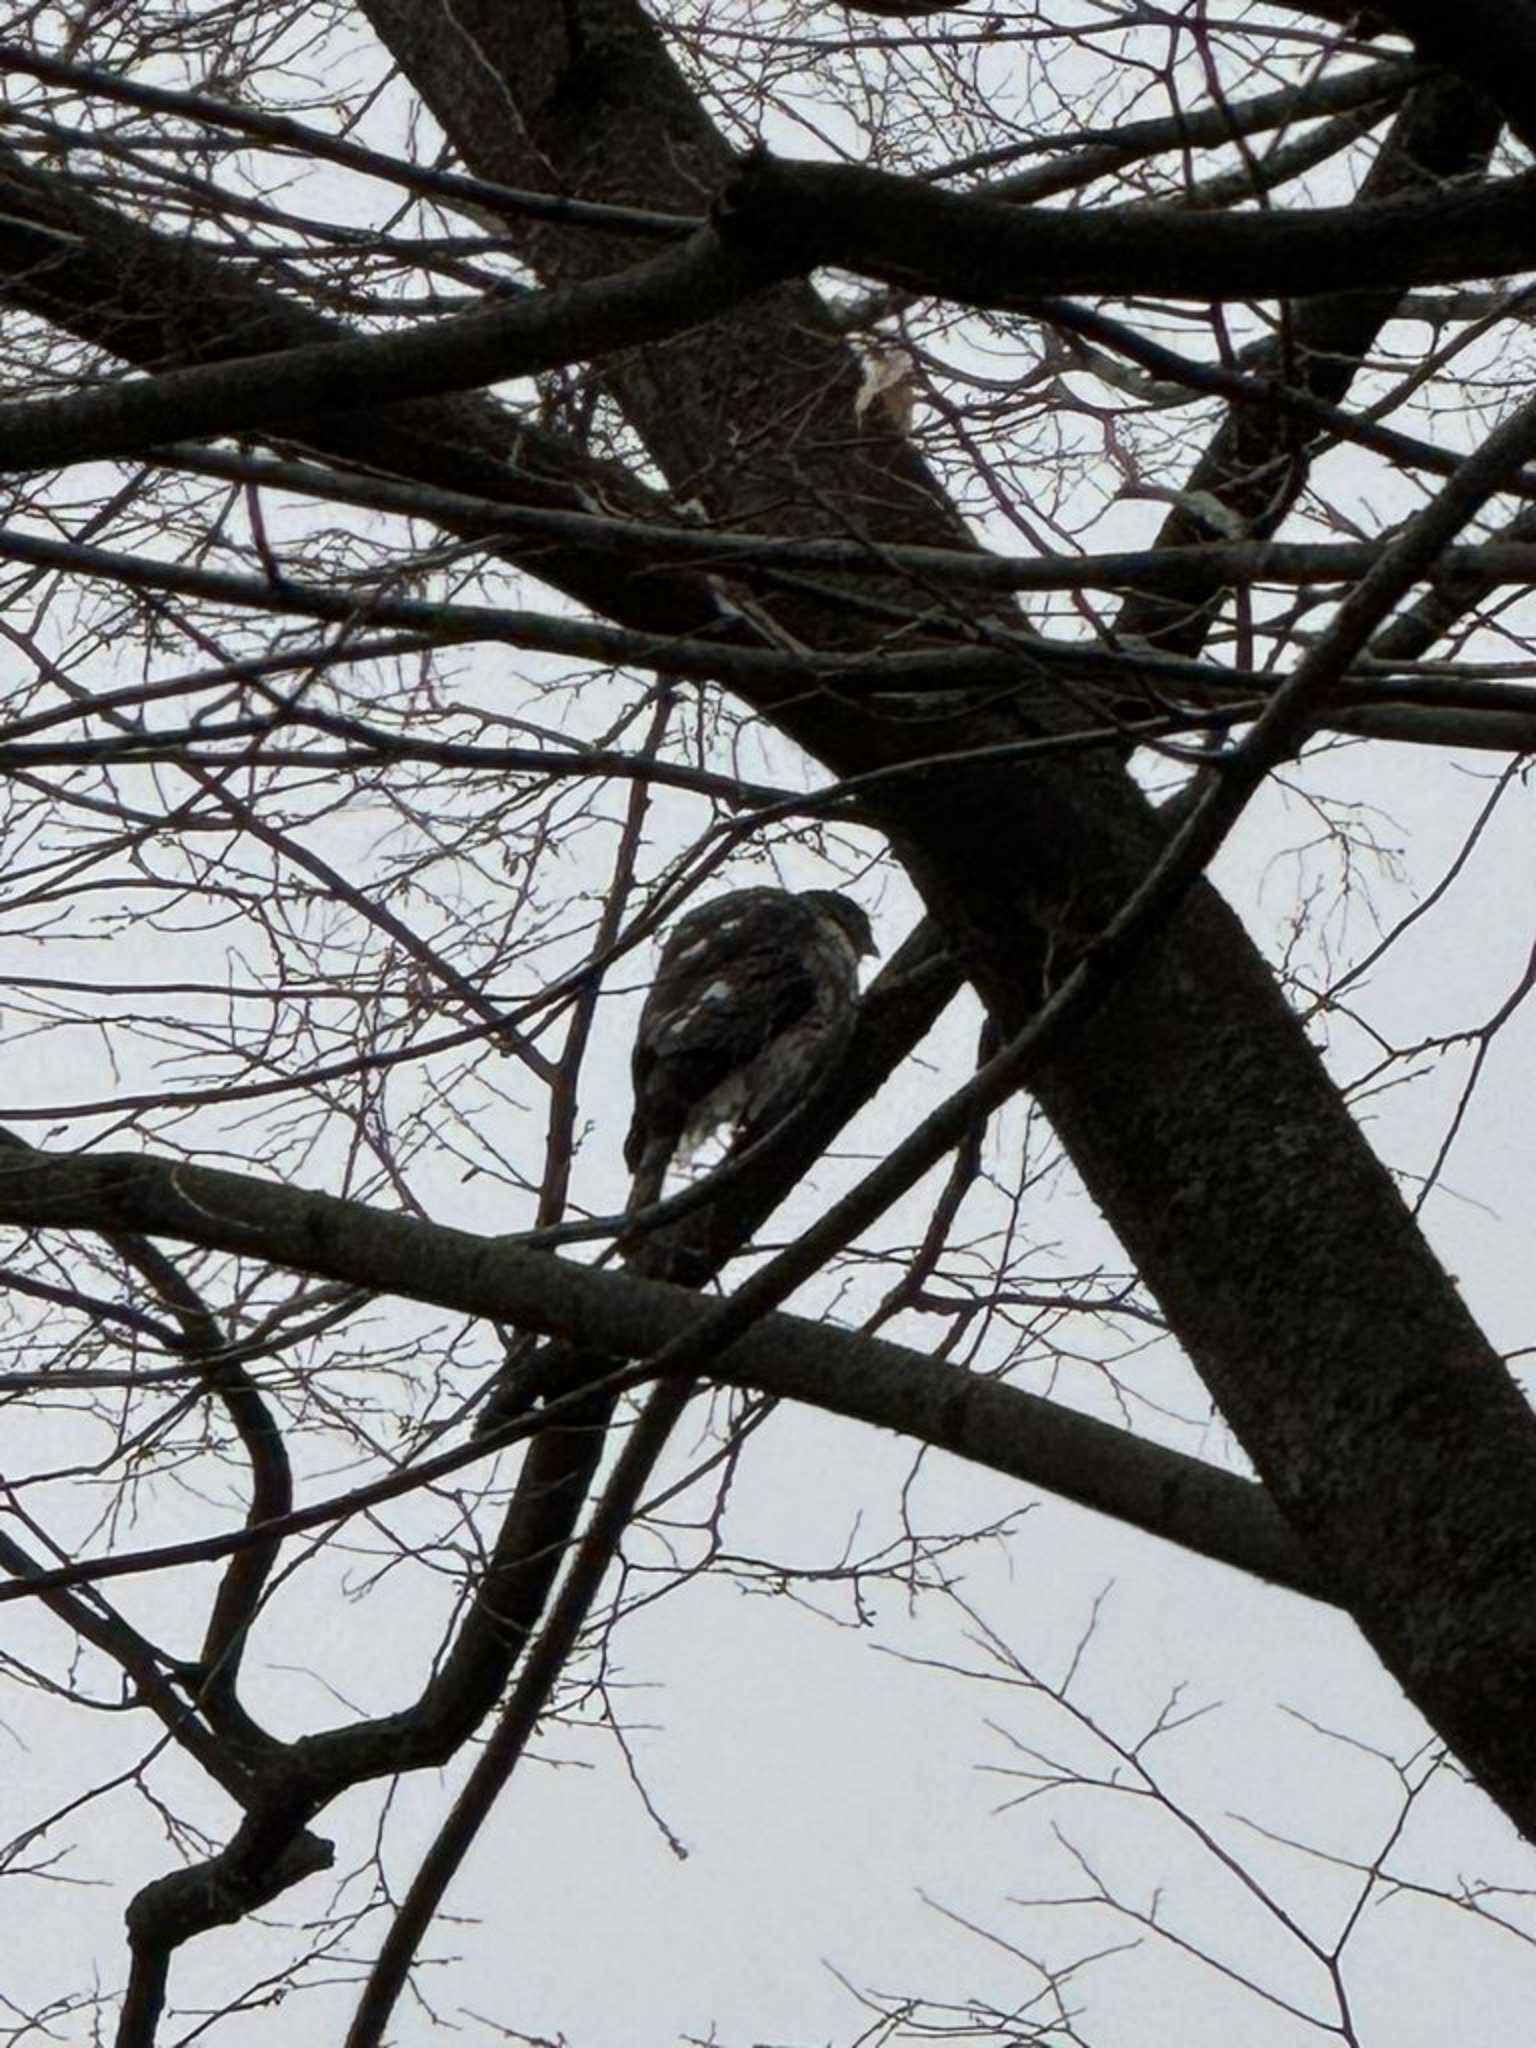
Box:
0, 146, 739, 641
0, 220, 771, 476
713, 151, 1536, 303
1364, 0, 1536, 148
0, 1141, 1317, 1598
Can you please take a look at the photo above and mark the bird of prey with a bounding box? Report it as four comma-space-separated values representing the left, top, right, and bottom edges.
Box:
624, 887, 877, 1217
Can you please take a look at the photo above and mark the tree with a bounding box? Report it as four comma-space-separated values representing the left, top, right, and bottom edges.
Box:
1, 0, 1535, 2038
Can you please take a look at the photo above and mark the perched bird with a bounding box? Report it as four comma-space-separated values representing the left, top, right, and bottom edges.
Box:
624, 887, 877, 1217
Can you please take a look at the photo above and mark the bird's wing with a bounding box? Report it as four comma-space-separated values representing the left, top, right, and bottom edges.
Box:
721, 914, 862, 1146
624, 893, 826, 1170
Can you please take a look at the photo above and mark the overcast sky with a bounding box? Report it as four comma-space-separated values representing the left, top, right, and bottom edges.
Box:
2, 7, 1535, 2041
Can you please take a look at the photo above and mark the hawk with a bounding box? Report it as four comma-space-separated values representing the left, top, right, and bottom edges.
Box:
625, 888, 877, 1216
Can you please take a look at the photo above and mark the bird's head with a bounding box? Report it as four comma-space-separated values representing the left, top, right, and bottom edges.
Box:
801, 889, 879, 960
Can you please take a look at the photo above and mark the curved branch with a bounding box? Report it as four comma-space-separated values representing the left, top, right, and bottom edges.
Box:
0, 212, 771, 475
0, 1131, 287, 1762
714, 149, 1536, 303
0, 1140, 1318, 1599
974, 55, 1416, 204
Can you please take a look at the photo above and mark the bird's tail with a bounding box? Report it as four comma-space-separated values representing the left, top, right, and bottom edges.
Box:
626, 1137, 674, 1224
